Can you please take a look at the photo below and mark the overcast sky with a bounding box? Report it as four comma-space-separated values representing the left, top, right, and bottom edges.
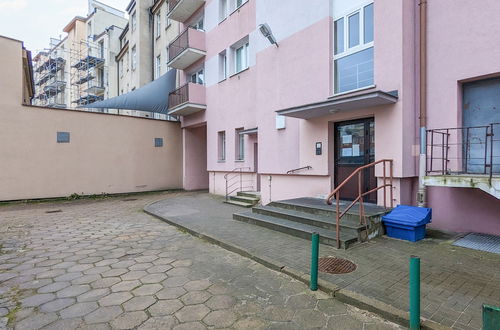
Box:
0, 0, 130, 52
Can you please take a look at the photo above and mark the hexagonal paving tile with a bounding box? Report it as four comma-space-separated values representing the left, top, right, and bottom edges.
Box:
21, 293, 55, 307
205, 295, 236, 310
138, 316, 178, 329
38, 281, 70, 294
175, 304, 210, 323
129, 263, 153, 271
59, 302, 98, 319
111, 280, 141, 292
56, 284, 90, 298
77, 288, 110, 302
123, 296, 156, 312
140, 273, 167, 284
121, 270, 147, 281
180, 291, 211, 305
84, 306, 123, 324
184, 279, 211, 291
162, 276, 189, 288
203, 310, 238, 328
132, 284, 162, 296
148, 299, 183, 316
146, 265, 172, 274
98, 292, 133, 306
156, 287, 186, 300
102, 268, 128, 278
111, 310, 148, 329
40, 298, 76, 313
90, 277, 121, 289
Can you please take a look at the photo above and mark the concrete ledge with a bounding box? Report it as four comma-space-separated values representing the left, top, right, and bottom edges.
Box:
144, 203, 450, 330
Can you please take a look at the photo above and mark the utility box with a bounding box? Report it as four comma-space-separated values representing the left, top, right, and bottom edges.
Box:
382, 205, 432, 242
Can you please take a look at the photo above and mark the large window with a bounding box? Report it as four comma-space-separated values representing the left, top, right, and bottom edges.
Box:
235, 43, 248, 73
131, 11, 137, 31
235, 128, 244, 160
131, 46, 137, 70
218, 131, 226, 161
334, 2, 374, 94
190, 68, 204, 85
156, 13, 161, 38
155, 55, 161, 79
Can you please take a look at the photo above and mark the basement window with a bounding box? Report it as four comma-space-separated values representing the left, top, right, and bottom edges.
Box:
57, 132, 70, 143
154, 138, 164, 147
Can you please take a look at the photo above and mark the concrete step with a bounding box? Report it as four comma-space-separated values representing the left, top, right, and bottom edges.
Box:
233, 212, 359, 249
224, 200, 254, 208
252, 205, 366, 238
237, 191, 261, 198
230, 195, 260, 204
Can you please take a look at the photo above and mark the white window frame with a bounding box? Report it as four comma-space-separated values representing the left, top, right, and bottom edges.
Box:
332, 1, 374, 95
234, 42, 249, 74
219, 51, 227, 81
219, 0, 228, 22
218, 131, 226, 161
190, 68, 204, 85
156, 13, 161, 38
165, 4, 171, 29
235, 128, 245, 161
131, 11, 137, 32
131, 46, 137, 70
155, 55, 161, 79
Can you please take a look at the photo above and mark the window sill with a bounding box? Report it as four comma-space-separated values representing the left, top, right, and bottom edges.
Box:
235, 159, 245, 162
218, 78, 227, 83
330, 84, 376, 98
229, 67, 249, 78
229, 1, 248, 17
218, 160, 226, 163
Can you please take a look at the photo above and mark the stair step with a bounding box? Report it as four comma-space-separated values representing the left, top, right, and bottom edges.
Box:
233, 212, 359, 249
238, 191, 261, 198
252, 206, 367, 235
224, 200, 254, 208
230, 195, 260, 204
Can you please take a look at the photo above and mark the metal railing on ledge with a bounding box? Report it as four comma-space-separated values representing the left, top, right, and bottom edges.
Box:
168, 27, 200, 61
168, 83, 189, 109
325, 159, 394, 249
426, 123, 500, 181
224, 167, 254, 201
286, 166, 312, 174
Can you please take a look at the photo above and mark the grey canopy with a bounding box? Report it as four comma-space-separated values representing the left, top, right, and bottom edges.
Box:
83, 69, 177, 113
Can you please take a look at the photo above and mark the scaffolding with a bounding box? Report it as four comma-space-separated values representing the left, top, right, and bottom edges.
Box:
69, 39, 108, 108
33, 52, 68, 108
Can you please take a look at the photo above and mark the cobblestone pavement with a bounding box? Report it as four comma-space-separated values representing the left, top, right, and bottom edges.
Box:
146, 193, 500, 330
0, 192, 401, 329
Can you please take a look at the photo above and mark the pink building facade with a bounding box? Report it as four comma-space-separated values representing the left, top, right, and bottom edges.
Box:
166, 0, 500, 235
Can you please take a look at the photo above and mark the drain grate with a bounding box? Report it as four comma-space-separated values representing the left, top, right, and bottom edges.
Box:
318, 257, 357, 274
45, 209, 62, 214
122, 198, 138, 201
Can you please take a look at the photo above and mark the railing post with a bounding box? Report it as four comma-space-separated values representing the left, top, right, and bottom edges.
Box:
409, 256, 421, 330
240, 169, 242, 193
383, 160, 387, 209
490, 124, 495, 183
358, 171, 363, 225
225, 177, 228, 201
390, 160, 394, 208
310, 233, 319, 291
335, 192, 340, 249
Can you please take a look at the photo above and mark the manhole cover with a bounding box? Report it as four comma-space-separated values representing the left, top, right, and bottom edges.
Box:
318, 257, 357, 274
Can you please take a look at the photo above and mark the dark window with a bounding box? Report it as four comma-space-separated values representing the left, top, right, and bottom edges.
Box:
57, 132, 70, 143
155, 138, 164, 147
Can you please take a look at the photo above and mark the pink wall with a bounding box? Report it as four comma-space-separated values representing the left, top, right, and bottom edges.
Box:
183, 125, 209, 190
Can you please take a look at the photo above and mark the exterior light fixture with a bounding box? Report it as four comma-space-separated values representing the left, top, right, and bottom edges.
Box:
258, 23, 278, 47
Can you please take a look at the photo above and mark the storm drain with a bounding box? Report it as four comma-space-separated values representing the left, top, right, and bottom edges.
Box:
453, 233, 500, 254
318, 257, 357, 274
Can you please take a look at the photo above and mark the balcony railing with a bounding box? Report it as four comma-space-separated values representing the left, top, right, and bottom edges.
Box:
168, 0, 205, 23
426, 124, 500, 181
168, 83, 189, 109
168, 82, 206, 116
167, 28, 206, 70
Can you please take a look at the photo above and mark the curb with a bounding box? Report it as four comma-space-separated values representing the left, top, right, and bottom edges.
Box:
144, 204, 450, 330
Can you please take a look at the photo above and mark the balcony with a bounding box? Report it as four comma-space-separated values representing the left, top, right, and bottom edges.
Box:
168, 82, 206, 116
168, 0, 205, 23
167, 28, 205, 70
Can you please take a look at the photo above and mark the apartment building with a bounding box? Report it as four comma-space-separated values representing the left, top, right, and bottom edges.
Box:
163, 0, 500, 235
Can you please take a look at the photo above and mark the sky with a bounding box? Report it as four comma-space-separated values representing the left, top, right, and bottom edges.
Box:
0, 0, 130, 53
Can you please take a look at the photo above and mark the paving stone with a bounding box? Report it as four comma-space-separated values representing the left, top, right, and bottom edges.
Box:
180, 291, 211, 305
41, 317, 83, 330
71, 274, 101, 285
146, 265, 172, 274
167, 267, 190, 277
40, 298, 76, 313
111, 280, 141, 292
83, 266, 110, 275
77, 288, 110, 302
84, 306, 123, 324
326, 314, 366, 329
135, 256, 158, 263
123, 296, 156, 311
148, 299, 183, 316
140, 273, 167, 284
59, 302, 98, 319
38, 281, 70, 294
101, 268, 128, 278
121, 270, 147, 281
233, 316, 267, 330
54, 272, 83, 282
56, 284, 90, 298
203, 309, 238, 327
110, 260, 136, 269
51, 261, 77, 269
13, 312, 58, 330
162, 276, 189, 288
90, 277, 121, 288
172, 322, 207, 330
98, 292, 133, 306
129, 263, 153, 271
292, 309, 327, 329
205, 295, 236, 310
138, 316, 178, 329
156, 287, 187, 301
285, 294, 317, 310
66, 264, 93, 272
95, 259, 120, 267
132, 284, 163, 296
316, 298, 348, 316
184, 279, 211, 291
175, 304, 210, 322
111, 311, 148, 329
21, 293, 56, 307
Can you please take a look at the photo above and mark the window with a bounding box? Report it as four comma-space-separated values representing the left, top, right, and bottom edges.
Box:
57, 132, 70, 143
235, 43, 248, 73
219, 51, 227, 81
131, 11, 137, 31
191, 16, 204, 31
190, 68, 204, 85
219, 0, 228, 21
236, 0, 244, 8
155, 55, 161, 79
235, 128, 244, 160
98, 40, 104, 58
154, 138, 163, 147
120, 59, 124, 77
333, 2, 374, 94
218, 131, 226, 161
156, 13, 161, 38
165, 5, 171, 28
131, 46, 137, 70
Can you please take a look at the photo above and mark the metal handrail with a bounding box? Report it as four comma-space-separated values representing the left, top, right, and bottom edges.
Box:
225, 167, 252, 201
286, 166, 312, 174
325, 159, 394, 249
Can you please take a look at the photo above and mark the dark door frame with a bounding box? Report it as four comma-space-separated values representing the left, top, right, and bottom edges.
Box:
334, 117, 375, 203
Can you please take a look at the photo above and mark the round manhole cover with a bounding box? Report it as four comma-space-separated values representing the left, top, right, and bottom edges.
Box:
318, 257, 357, 274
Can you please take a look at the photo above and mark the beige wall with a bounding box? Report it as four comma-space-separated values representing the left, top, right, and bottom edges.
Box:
0, 36, 183, 201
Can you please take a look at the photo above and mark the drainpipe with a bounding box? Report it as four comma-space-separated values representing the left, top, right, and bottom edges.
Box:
417, 0, 427, 207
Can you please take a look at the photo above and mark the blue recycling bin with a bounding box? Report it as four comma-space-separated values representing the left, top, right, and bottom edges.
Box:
382, 205, 432, 242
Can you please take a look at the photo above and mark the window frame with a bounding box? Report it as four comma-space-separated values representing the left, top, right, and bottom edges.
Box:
218, 131, 226, 161
235, 128, 245, 161
156, 13, 161, 38
155, 54, 161, 79
131, 45, 137, 71
332, 1, 374, 95
234, 42, 249, 74
131, 11, 137, 32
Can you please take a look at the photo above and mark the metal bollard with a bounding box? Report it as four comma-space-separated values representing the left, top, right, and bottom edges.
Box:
409, 256, 421, 330
310, 233, 319, 291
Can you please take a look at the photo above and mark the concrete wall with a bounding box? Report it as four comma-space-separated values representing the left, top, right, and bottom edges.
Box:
0, 36, 183, 201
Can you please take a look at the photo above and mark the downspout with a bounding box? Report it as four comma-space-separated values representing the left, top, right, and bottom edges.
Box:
417, 0, 427, 207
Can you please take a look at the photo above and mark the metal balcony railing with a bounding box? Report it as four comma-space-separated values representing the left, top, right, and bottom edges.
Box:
168, 0, 180, 12
168, 83, 189, 109
168, 28, 199, 62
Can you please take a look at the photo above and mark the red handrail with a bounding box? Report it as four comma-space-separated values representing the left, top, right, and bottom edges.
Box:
325, 159, 394, 249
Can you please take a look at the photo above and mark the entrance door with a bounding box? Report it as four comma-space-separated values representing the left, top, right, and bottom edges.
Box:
334, 118, 376, 203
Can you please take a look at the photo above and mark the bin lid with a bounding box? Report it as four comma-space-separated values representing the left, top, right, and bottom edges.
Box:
382, 205, 432, 226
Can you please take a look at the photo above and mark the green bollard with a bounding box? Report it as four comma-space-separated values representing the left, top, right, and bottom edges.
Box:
409, 256, 421, 330
310, 232, 319, 291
